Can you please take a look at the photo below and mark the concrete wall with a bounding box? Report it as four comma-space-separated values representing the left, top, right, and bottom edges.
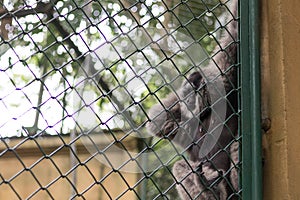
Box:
261, 0, 300, 199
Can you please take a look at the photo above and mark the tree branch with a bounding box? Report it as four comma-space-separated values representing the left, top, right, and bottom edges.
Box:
1, 0, 138, 129
47, 7, 135, 127
49, 13, 83, 62
48, 12, 111, 97
0, 1, 58, 18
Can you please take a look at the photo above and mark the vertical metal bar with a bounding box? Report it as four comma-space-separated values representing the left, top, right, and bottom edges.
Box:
240, 0, 262, 199
70, 132, 77, 198
249, 0, 262, 198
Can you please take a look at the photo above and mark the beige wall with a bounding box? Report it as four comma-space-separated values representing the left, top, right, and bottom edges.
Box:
261, 0, 300, 199
0, 135, 139, 200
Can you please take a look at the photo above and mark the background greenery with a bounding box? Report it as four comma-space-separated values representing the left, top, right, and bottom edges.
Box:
0, 0, 226, 198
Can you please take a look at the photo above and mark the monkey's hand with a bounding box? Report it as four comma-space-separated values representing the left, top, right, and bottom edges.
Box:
173, 160, 228, 200
146, 93, 181, 138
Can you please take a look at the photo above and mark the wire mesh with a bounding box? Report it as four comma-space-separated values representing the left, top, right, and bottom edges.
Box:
0, 0, 241, 199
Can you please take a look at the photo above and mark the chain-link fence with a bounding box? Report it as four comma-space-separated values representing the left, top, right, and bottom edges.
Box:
0, 0, 241, 199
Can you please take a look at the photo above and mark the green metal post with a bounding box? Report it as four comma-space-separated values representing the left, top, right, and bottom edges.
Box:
240, 0, 262, 199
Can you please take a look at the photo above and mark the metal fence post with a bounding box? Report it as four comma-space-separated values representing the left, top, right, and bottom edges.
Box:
240, 0, 262, 199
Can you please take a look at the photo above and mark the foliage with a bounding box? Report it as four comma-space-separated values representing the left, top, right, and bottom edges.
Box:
0, 0, 226, 198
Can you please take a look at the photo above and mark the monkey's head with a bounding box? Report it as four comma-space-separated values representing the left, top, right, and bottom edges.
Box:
178, 71, 211, 121
146, 71, 211, 140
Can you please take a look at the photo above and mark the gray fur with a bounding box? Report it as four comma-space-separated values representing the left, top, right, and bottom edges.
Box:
173, 160, 228, 200
146, 0, 239, 199
229, 141, 239, 192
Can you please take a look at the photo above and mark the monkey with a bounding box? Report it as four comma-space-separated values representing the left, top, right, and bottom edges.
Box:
146, 0, 239, 199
